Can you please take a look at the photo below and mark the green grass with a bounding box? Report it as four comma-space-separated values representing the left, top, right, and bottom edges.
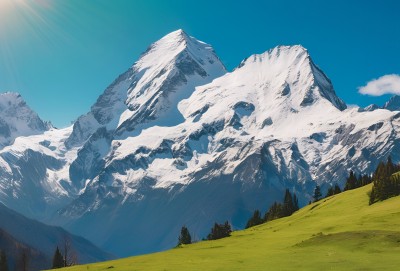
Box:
57, 184, 400, 271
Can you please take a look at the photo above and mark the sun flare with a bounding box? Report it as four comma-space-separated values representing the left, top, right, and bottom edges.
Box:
0, 0, 56, 84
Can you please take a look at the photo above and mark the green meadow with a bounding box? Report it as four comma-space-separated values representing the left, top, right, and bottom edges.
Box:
57, 184, 400, 271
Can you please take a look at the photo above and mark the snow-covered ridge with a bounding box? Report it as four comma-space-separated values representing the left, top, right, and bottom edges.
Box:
67, 29, 226, 147
0, 30, 399, 257
0, 92, 51, 147
234, 45, 346, 111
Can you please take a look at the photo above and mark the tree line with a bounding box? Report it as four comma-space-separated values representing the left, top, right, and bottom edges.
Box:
0, 251, 8, 271
245, 189, 299, 229
369, 157, 400, 204
176, 157, 399, 248
51, 236, 77, 269
314, 157, 400, 205
177, 221, 233, 246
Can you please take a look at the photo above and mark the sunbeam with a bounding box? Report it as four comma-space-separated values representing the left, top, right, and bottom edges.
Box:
0, 0, 59, 86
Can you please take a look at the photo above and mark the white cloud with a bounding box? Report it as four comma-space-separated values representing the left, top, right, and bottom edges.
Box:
358, 74, 400, 96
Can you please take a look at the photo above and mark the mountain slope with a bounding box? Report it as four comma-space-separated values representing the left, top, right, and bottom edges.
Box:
0, 228, 48, 271
55, 43, 400, 256
66, 29, 226, 147
0, 126, 76, 220
1, 30, 400, 257
59, 184, 400, 271
0, 203, 114, 270
0, 92, 51, 147
363, 95, 400, 112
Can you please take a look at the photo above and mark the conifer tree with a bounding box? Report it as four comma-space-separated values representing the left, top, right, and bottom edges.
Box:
326, 183, 342, 198
52, 246, 64, 269
313, 185, 322, 202
326, 187, 334, 198
223, 221, 232, 237
344, 170, 357, 190
0, 251, 8, 271
283, 189, 295, 217
17, 249, 29, 271
369, 157, 400, 204
177, 226, 192, 245
292, 193, 299, 212
264, 202, 283, 222
334, 184, 341, 194
207, 221, 232, 240
245, 210, 263, 229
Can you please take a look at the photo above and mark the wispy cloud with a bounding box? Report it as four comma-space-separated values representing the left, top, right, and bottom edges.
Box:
358, 74, 400, 96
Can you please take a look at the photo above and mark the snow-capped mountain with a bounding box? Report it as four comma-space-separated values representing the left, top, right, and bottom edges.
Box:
383, 95, 400, 111
0, 30, 400, 257
66, 29, 226, 147
363, 95, 400, 112
0, 92, 51, 147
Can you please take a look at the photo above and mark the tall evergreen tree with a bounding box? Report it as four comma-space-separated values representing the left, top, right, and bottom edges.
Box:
344, 170, 358, 190
52, 246, 64, 269
17, 249, 29, 271
334, 184, 342, 194
0, 251, 8, 271
264, 202, 283, 222
369, 157, 400, 204
282, 189, 295, 217
177, 226, 192, 245
313, 185, 322, 202
326, 184, 342, 198
245, 210, 263, 229
207, 221, 232, 240
292, 193, 299, 212
325, 186, 335, 197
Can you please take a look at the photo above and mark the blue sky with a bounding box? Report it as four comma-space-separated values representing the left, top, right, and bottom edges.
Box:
0, 0, 399, 127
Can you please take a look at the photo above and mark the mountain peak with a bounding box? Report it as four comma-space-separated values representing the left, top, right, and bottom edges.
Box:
67, 30, 226, 145
237, 45, 309, 69
0, 92, 51, 146
0, 91, 24, 104
135, 29, 223, 71
383, 95, 400, 111
271, 44, 309, 57
235, 45, 346, 111
161, 29, 189, 42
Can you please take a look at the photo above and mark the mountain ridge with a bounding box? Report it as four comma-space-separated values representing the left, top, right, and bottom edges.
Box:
0, 30, 399, 256
0, 202, 114, 270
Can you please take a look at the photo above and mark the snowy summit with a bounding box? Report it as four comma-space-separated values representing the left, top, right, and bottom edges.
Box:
0, 30, 399, 257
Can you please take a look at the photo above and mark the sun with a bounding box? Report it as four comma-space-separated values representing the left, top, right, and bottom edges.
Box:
0, 0, 27, 11
0, 0, 55, 83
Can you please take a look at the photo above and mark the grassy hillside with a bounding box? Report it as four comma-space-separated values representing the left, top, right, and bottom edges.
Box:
57, 184, 400, 271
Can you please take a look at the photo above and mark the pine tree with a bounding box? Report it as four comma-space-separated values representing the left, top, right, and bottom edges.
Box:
326, 184, 342, 198
207, 221, 232, 240
334, 184, 341, 194
177, 226, 192, 245
361, 174, 372, 186
369, 157, 400, 204
264, 202, 283, 222
369, 186, 376, 205
313, 185, 322, 202
52, 246, 64, 269
325, 187, 334, 198
17, 249, 29, 271
245, 210, 263, 229
0, 251, 8, 271
344, 170, 358, 190
292, 193, 299, 212
223, 221, 232, 237
282, 189, 295, 217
